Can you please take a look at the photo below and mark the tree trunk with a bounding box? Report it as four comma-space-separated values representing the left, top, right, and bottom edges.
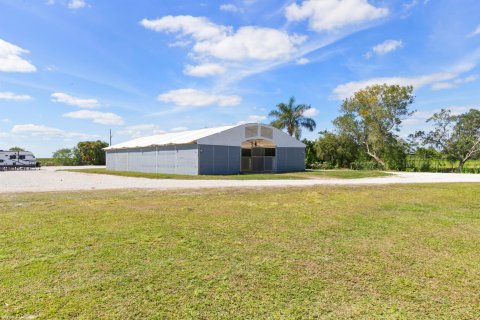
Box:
287, 125, 294, 136
364, 142, 386, 168
457, 160, 464, 173
367, 152, 386, 168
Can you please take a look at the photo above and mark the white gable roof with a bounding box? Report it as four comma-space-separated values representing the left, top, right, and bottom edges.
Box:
105, 124, 305, 150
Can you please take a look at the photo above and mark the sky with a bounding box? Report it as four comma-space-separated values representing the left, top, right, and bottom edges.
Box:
0, 0, 479, 157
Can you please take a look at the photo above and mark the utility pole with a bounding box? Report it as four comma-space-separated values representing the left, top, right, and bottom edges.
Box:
109, 129, 112, 146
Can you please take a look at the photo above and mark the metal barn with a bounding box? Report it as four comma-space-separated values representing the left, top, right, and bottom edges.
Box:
104, 123, 305, 175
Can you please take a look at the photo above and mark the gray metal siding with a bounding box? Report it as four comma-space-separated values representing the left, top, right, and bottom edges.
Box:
106, 145, 305, 175
175, 145, 199, 175
106, 151, 115, 170
105, 145, 199, 175
276, 147, 305, 172
198, 145, 241, 175
106, 150, 129, 171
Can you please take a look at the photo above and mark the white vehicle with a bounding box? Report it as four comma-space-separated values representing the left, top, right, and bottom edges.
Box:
0, 150, 37, 170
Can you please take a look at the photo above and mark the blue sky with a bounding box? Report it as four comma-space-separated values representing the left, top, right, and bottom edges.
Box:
0, 0, 479, 157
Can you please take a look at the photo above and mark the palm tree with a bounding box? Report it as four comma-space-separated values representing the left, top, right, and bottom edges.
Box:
269, 96, 317, 139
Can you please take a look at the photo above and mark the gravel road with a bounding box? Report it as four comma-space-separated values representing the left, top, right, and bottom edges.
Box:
1, 166, 480, 194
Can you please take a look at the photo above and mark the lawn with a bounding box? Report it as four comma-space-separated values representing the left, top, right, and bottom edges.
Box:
64, 168, 391, 180
1, 184, 480, 319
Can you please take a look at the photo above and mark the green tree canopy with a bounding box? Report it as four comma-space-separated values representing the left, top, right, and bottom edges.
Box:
301, 139, 318, 168
333, 84, 415, 168
269, 96, 316, 139
9, 147, 25, 152
413, 108, 480, 171
52, 148, 78, 166
75, 140, 109, 165
315, 131, 360, 168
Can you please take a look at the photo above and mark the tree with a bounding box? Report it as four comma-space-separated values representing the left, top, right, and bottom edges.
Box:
302, 139, 318, 168
75, 140, 109, 165
269, 96, 316, 139
413, 108, 480, 172
315, 131, 360, 168
333, 84, 415, 168
9, 147, 24, 152
52, 148, 78, 166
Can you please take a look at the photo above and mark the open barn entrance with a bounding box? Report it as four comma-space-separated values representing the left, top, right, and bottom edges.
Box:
241, 139, 276, 173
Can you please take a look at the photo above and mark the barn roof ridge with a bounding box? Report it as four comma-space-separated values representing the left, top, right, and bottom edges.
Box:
105, 123, 283, 150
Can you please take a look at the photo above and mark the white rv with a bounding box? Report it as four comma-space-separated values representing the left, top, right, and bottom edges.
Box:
0, 150, 37, 170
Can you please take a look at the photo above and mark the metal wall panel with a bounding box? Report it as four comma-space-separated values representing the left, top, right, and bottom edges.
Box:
114, 150, 129, 171
105, 145, 303, 175
276, 147, 305, 172
176, 145, 199, 175
141, 147, 157, 173
105, 145, 199, 175
198, 144, 241, 175
106, 151, 115, 170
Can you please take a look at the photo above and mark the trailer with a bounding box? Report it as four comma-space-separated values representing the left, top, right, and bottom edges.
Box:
0, 150, 38, 171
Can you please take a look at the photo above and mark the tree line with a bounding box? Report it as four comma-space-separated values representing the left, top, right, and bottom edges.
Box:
269, 84, 480, 172
6, 141, 109, 166
10, 141, 107, 166
51, 141, 109, 165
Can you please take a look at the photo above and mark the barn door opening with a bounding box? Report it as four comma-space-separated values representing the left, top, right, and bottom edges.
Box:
241, 139, 276, 173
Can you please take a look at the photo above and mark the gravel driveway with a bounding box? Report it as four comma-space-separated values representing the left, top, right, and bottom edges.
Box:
1, 166, 480, 193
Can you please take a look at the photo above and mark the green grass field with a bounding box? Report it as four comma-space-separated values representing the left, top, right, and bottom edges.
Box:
1, 184, 480, 318
406, 157, 480, 173
65, 168, 391, 180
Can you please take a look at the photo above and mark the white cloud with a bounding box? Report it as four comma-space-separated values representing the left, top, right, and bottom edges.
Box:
430, 82, 454, 90
11, 124, 96, 139
402, 110, 431, 126
220, 4, 241, 12
170, 127, 189, 132
370, 39, 403, 56
51, 92, 99, 108
63, 110, 124, 125
431, 75, 477, 91
296, 57, 310, 65
467, 25, 480, 38
184, 63, 226, 77
118, 124, 165, 138
404, 106, 477, 126
285, 0, 389, 32
140, 16, 305, 61
44, 65, 59, 72
237, 115, 267, 125
0, 38, 36, 73
303, 108, 319, 117
333, 50, 480, 99
141, 16, 227, 41
0, 92, 33, 101
68, 0, 86, 9
12, 124, 64, 136
157, 88, 241, 107
168, 40, 191, 48
332, 72, 461, 100
195, 27, 305, 61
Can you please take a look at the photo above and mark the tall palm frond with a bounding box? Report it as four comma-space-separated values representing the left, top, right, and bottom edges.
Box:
268, 96, 317, 139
